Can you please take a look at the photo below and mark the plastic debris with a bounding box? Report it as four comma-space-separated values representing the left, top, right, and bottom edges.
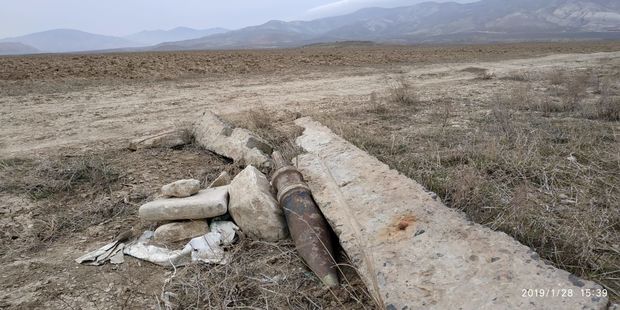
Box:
123, 231, 192, 267
122, 221, 239, 267
75, 241, 125, 266
187, 232, 227, 264
77, 221, 239, 267
209, 221, 239, 245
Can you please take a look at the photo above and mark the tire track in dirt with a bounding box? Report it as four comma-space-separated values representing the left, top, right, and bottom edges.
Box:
1, 51, 619, 157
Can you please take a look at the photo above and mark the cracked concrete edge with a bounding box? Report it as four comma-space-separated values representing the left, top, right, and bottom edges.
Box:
292, 116, 609, 310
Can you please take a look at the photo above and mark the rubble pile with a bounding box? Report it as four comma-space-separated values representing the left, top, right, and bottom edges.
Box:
77, 110, 290, 269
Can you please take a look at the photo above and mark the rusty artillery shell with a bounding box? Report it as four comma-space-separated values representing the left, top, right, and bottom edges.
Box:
271, 151, 339, 287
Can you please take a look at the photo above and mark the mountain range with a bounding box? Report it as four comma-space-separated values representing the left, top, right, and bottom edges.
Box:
123, 27, 229, 46
0, 27, 229, 54
158, 0, 620, 50
1, 0, 619, 55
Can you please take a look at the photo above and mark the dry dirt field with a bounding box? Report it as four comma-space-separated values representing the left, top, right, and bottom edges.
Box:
1, 41, 619, 309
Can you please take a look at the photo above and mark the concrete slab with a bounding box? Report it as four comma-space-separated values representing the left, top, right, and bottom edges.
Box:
294, 117, 608, 310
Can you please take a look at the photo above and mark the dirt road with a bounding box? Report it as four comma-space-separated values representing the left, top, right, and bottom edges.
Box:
2, 50, 619, 157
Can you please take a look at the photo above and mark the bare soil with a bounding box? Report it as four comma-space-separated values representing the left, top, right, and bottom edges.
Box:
1, 42, 619, 308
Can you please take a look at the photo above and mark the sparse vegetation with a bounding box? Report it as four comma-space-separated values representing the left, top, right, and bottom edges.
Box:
367, 91, 388, 114
229, 108, 304, 164
0, 156, 120, 200
2, 43, 619, 308
503, 70, 532, 82
388, 76, 418, 106
165, 240, 374, 309
316, 64, 620, 301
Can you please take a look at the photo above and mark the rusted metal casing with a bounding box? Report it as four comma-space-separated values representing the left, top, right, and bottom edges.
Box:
271, 151, 339, 287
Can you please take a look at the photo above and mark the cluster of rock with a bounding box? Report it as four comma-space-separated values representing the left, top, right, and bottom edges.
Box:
131, 110, 290, 243
139, 160, 288, 243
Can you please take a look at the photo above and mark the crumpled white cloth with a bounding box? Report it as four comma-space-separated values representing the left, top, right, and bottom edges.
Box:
76, 221, 239, 268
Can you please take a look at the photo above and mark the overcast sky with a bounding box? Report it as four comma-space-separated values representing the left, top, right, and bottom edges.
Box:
0, 0, 473, 38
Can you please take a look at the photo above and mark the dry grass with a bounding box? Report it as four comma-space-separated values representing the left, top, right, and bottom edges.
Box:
227, 108, 304, 165
387, 76, 418, 106
503, 70, 533, 82
222, 110, 378, 308
367, 91, 388, 114
0, 155, 133, 252
163, 239, 375, 309
0, 156, 119, 200
314, 65, 620, 301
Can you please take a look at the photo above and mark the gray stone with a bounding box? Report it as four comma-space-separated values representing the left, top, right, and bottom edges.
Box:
128, 129, 190, 151
193, 111, 272, 169
228, 165, 287, 241
294, 117, 608, 310
161, 179, 201, 198
139, 187, 228, 221
208, 171, 232, 188
153, 220, 209, 244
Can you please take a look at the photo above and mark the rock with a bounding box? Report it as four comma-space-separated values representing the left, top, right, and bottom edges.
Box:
228, 166, 287, 241
294, 117, 608, 310
193, 111, 273, 169
161, 179, 201, 198
153, 221, 209, 244
139, 187, 228, 221
208, 171, 232, 188
128, 129, 191, 151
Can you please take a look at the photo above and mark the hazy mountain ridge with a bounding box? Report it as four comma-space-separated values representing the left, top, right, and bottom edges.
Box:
0, 29, 137, 53
1, 0, 619, 54
159, 0, 620, 50
0, 27, 229, 54
124, 27, 229, 46
0, 42, 39, 55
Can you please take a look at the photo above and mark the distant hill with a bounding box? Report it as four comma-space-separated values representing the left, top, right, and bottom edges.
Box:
0, 29, 137, 53
1, 0, 618, 54
124, 27, 229, 46
0, 42, 39, 55
157, 0, 620, 50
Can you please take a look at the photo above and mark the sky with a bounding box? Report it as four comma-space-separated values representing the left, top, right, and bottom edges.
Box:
0, 0, 473, 38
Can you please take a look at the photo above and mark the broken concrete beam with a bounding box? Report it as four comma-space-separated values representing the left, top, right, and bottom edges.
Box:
193, 111, 272, 169
293, 117, 608, 310
139, 187, 228, 221
154, 220, 209, 244
128, 129, 191, 151
228, 165, 288, 241
161, 179, 201, 198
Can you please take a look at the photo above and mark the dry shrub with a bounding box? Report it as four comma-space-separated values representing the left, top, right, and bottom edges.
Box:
547, 69, 565, 85
533, 98, 569, 116
584, 80, 620, 121
562, 71, 590, 110
387, 76, 418, 106
499, 83, 534, 111
430, 99, 454, 128
367, 91, 387, 114
592, 94, 620, 121
231, 108, 304, 164
480, 71, 496, 80
461, 67, 494, 80
503, 70, 531, 82
163, 239, 375, 309
490, 95, 517, 138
